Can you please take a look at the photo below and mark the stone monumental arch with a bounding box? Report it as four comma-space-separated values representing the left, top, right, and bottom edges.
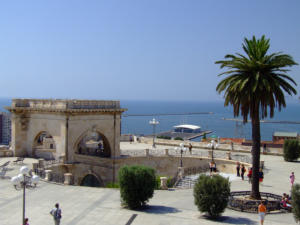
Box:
7, 99, 126, 164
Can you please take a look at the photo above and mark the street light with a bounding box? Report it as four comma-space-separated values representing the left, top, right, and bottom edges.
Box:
11, 166, 39, 225
149, 118, 159, 148
175, 143, 187, 167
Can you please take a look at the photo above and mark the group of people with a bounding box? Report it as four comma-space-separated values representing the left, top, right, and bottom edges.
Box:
279, 172, 296, 212
281, 193, 293, 211
236, 162, 247, 180
22, 203, 62, 225
236, 162, 264, 183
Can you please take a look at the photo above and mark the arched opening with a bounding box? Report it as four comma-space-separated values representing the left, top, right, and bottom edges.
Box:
33, 131, 56, 159
80, 174, 102, 187
76, 130, 111, 158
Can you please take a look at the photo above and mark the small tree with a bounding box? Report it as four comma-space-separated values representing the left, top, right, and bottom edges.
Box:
283, 139, 300, 162
194, 174, 230, 219
291, 184, 300, 223
119, 165, 156, 209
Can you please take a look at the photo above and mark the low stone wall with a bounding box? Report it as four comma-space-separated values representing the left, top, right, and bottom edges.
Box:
228, 191, 282, 213
40, 153, 249, 186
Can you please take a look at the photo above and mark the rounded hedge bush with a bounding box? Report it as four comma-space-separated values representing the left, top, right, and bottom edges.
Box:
119, 165, 156, 209
283, 139, 300, 162
193, 174, 230, 219
292, 184, 300, 223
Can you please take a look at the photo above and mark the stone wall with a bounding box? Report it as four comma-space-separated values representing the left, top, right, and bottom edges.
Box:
48, 154, 248, 186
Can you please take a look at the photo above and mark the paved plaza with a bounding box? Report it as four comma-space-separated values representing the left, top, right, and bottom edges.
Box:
0, 143, 299, 225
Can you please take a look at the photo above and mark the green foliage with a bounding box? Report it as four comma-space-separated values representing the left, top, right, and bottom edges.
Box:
155, 176, 161, 189
216, 35, 298, 199
291, 184, 300, 223
157, 135, 171, 140
283, 139, 300, 162
193, 174, 230, 219
174, 137, 183, 141
119, 165, 156, 209
166, 177, 173, 188
105, 182, 120, 188
216, 35, 297, 121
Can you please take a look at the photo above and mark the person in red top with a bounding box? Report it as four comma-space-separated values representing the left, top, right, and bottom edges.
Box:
258, 201, 267, 225
247, 167, 253, 183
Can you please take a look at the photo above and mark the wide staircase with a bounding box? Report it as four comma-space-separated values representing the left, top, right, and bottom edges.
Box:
175, 175, 198, 189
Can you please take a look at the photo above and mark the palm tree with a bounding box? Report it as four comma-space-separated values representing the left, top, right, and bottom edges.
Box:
216, 35, 298, 199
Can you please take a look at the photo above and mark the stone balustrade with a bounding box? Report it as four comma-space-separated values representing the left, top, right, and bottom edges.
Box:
160, 177, 168, 190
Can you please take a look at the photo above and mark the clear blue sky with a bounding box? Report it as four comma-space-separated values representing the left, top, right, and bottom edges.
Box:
0, 0, 299, 102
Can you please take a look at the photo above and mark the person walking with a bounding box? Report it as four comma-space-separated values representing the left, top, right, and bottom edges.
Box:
259, 168, 264, 183
290, 172, 295, 187
247, 167, 253, 183
236, 162, 240, 177
258, 201, 267, 225
188, 143, 192, 154
50, 203, 62, 225
241, 164, 246, 180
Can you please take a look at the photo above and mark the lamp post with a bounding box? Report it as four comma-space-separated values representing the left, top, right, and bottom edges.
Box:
11, 166, 39, 225
149, 118, 159, 148
175, 143, 187, 167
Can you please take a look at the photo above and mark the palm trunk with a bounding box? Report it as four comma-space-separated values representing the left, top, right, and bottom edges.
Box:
250, 109, 261, 199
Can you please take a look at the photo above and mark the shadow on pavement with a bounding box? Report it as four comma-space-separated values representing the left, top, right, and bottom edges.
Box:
210, 216, 257, 224
140, 205, 181, 214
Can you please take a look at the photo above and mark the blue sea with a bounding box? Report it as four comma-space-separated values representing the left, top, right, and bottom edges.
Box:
1, 98, 300, 141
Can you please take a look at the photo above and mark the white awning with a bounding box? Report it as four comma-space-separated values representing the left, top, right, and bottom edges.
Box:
173, 124, 201, 130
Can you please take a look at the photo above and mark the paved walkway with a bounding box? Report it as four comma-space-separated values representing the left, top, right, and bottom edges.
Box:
0, 143, 299, 225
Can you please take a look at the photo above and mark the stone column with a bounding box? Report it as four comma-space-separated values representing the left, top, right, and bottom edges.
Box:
38, 159, 45, 168
226, 152, 231, 160
64, 173, 73, 185
145, 149, 150, 157
178, 167, 185, 179
160, 177, 168, 190
165, 149, 169, 156
45, 170, 52, 181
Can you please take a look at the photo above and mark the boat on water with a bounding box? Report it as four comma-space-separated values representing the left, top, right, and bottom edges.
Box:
173, 124, 202, 133
155, 124, 212, 141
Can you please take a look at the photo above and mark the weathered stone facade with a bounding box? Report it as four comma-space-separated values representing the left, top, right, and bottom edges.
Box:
7, 99, 126, 163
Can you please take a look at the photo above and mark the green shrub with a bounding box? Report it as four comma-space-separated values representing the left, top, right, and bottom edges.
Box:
174, 137, 183, 141
193, 174, 230, 219
105, 182, 120, 188
155, 176, 161, 190
283, 139, 300, 162
157, 135, 171, 140
166, 177, 173, 188
119, 165, 156, 209
292, 184, 300, 223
